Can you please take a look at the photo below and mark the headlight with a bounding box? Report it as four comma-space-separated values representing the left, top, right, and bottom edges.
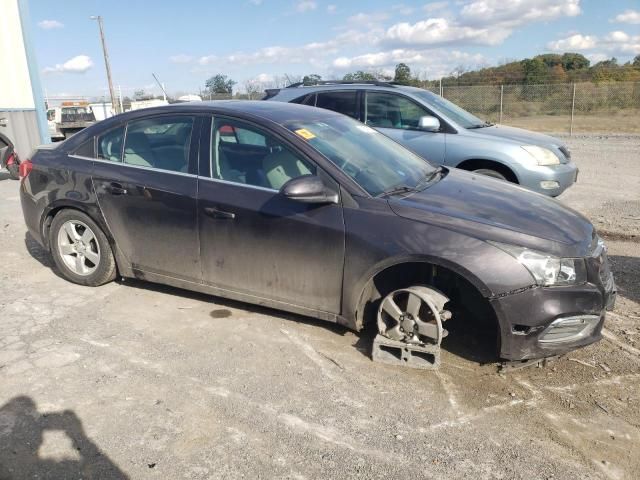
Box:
490, 242, 586, 286
521, 145, 560, 166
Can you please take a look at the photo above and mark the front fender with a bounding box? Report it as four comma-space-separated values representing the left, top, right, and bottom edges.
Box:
341, 197, 535, 329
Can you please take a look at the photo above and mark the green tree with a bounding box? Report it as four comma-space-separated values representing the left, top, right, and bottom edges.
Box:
343, 71, 378, 81
521, 58, 548, 84
393, 63, 412, 84
205, 74, 236, 95
634, 55, 640, 68
302, 74, 322, 85
535, 54, 563, 68
561, 53, 590, 71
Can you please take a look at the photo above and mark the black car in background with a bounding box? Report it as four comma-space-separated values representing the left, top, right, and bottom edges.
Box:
19, 101, 615, 368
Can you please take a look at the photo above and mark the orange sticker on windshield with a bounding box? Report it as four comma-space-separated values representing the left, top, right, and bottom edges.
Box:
294, 128, 316, 140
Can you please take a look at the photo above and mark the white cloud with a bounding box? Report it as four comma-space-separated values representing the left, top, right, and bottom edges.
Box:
392, 4, 415, 16
423, 2, 449, 13
295, 1, 316, 13
327, 4, 336, 14
169, 54, 194, 64
384, 18, 509, 47
38, 19, 64, 29
348, 12, 390, 26
249, 0, 263, 5
43, 55, 93, 74
586, 53, 608, 64
612, 9, 640, 24
382, 0, 580, 49
547, 30, 640, 56
198, 55, 218, 65
547, 34, 597, 51
602, 31, 640, 55
254, 73, 275, 83
459, 0, 581, 27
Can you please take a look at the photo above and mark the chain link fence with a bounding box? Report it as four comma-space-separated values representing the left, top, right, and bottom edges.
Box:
437, 82, 640, 135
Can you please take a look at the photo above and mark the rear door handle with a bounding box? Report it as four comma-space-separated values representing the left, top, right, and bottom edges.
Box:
106, 183, 128, 195
204, 207, 236, 220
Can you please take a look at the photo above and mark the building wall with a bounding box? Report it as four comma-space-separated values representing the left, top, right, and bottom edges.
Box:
0, 0, 48, 159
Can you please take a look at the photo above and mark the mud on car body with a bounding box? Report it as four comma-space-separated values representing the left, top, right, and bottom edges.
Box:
19, 101, 615, 369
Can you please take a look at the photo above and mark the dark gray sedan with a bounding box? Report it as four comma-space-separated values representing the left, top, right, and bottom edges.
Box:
19, 101, 615, 369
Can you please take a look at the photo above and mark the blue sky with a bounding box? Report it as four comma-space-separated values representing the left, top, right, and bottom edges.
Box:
30, 0, 640, 99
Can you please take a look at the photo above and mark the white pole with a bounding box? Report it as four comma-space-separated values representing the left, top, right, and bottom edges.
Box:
499, 85, 503, 124
570, 83, 576, 136
439, 77, 442, 96
118, 84, 123, 113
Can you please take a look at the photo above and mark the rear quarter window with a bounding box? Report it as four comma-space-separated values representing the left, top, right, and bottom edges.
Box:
72, 138, 95, 158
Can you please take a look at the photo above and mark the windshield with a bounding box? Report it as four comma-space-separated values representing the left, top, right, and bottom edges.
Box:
284, 115, 436, 197
411, 90, 487, 129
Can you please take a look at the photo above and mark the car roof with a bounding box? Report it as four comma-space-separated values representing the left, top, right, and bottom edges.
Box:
102, 100, 345, 126
59, 100, 346, 152
268, 83, 435, 102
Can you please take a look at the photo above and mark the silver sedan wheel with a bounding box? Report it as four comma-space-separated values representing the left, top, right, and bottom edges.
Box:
57, 220, 101, 276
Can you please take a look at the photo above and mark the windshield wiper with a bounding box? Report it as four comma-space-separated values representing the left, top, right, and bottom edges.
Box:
377, 184, 417, 198
467, 121, 494, 129
417, 166, 443, 187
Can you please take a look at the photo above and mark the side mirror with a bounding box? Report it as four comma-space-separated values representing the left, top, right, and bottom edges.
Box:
418, 115, 440, 132
280, 175, 339, 205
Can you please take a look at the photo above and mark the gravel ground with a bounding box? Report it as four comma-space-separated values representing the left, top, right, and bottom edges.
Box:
0, 136, 638, 479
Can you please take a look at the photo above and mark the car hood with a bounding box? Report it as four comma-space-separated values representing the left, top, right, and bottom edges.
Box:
470, 124, 564, 148
388, 169, 593, 257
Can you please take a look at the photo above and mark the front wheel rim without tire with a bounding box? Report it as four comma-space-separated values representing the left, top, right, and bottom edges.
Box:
377, 286, 449, 346
57, 220, 101, 276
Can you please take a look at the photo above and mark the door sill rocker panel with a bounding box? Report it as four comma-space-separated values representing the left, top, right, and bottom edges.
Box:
131, 268, 342, 324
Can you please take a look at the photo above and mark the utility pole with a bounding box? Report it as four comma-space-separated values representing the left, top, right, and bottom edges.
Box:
90, 16, 119, 114
152, 73, 168, 101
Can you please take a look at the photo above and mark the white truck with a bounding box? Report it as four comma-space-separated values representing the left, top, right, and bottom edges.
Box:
47, 102, 97, 141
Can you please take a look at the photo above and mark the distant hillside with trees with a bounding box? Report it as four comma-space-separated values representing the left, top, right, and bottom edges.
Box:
334, 53, 640, 87
429, 53, 640, 87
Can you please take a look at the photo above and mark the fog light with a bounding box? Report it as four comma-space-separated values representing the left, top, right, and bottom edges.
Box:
540, 180, 560, 190
539, 315, 600, 344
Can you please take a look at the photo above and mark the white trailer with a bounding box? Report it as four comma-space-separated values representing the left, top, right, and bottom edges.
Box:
0, 0, 49, 178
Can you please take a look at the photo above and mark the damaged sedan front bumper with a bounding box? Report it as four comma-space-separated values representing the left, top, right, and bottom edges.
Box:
491, 247, 616, 361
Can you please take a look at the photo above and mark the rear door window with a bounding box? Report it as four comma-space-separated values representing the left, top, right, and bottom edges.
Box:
123, 116, 194, 172
316, 91, 358, 119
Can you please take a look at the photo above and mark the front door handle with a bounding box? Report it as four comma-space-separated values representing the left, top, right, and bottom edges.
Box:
106, 183, 128, 195
204, 206, 236, 220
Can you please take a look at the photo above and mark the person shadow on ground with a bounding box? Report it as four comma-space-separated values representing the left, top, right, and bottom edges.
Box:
0, 396, 128, 479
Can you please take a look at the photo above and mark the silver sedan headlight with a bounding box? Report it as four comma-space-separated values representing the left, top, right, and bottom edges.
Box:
521, 145, 561, 166
490, 242, 586, 286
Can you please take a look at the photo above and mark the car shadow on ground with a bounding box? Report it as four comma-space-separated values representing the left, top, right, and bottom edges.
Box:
609, 255, 640, 304
24, 231, 500, 366
0, 396, 128, 479
25, 231, 54, 268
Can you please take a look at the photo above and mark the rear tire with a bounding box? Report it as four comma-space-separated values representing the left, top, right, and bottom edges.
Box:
472, 168, 507, 181
50, 209, 116, 286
